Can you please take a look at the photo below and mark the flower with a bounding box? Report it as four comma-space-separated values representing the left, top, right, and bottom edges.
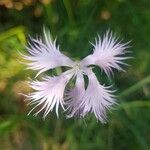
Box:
21, 28, 130, 123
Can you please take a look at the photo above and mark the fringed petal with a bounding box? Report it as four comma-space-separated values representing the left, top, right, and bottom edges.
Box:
65, 73, 85, 118
81, 70, 116, 123
27, 70, 74, 118
81, 30, 131, 77
21, 28, 74, 76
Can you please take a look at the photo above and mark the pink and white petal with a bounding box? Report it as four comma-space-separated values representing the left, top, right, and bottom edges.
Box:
81, 30, 130, 77
21, 29, 74, 76
65, 73, 86, 118
27, 70, 74, 118
82, 69, 116, 123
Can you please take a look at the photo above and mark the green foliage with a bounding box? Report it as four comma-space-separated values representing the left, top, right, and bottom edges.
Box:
0, 0, 150, 149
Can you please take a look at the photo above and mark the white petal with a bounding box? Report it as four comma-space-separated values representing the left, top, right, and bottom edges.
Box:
65, 73, 85, 118
21, 29, 74, 76
27, 70, 74, 118
82, 70, 116, 123
81, 30, 130, 77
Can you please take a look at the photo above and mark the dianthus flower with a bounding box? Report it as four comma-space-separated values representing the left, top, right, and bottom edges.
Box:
21, 28, 130, 123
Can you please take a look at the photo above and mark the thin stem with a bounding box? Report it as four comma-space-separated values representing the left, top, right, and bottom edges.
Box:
119, 76, 150, 98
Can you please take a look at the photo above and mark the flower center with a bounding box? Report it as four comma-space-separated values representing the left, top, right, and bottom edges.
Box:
73, 61, 82, 71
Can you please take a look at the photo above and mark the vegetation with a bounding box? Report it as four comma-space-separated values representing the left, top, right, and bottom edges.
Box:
0, 0, 150, 149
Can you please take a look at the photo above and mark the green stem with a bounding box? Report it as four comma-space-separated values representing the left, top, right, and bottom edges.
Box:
119, 101, 150, 110
63, 0, 75, 26
119, 76, 150, 98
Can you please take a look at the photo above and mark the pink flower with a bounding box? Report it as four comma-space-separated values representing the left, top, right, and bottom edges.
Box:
21, 28, 130, 123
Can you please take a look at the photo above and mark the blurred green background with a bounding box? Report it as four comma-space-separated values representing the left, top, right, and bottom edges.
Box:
0, 0, 150, 150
